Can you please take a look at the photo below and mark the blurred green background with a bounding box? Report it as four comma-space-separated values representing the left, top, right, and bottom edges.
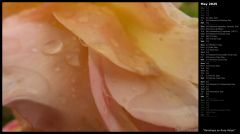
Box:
2, 2, 198, 127
2, 107, 14, 127
180, 2, 198, 17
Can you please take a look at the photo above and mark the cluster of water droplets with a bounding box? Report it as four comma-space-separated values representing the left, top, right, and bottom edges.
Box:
40, 39, 81, 68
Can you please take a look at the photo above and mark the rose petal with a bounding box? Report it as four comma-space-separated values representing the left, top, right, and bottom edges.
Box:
2, 2, 42, 19
88, 51, 176, 131
100, 2, 198, 83
3, 120, 22, 132
53, 2, 198, 84
101, 57, 198, 130
88, 53, 198, 131
53, 3, 160, 76
3, 6, 106, 131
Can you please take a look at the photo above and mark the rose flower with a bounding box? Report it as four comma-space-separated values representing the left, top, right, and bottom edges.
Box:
3, 2, 198, 132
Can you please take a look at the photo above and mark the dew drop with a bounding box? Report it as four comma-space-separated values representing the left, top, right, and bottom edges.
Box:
157, 34, 164, 41
42, 40, 63, 55
65, 52, 80, 67
78, 39, 87, 47
71, 88, 77, 99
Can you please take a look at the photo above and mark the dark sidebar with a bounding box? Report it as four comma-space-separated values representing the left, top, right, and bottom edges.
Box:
199, 0, 239, 133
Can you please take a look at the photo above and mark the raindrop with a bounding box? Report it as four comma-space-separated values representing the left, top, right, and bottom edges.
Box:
71, 88, 77, 99
78, 39, 87, 47
65, 52, 80, 67
42, 40, 63, 55
157, 33, 164, 41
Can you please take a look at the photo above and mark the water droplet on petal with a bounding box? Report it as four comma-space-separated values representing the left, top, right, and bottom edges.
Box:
42, 40, 63, 55
71, 88, 77, 99
157, 33, 164, 41
78, 39, 87, 47
65, 52, 80, 67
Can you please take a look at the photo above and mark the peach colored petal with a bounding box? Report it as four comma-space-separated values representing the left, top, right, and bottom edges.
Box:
101, 56, 198, 130
3, 2, 198, 132
88, 51, 176, 132
100, 2, 198, 83
2, 2, 42, 19
53, 3, 160, 76
88, 50, 138, 131
3, 6, 106, 131
53, 2, 197, 84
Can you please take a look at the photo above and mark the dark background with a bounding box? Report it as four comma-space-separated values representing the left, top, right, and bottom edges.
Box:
199, 0, 240, 133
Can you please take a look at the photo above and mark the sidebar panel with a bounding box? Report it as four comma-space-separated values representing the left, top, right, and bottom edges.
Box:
199, 1, 239, 133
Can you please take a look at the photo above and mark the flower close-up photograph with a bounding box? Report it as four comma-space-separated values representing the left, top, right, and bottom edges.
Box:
2, 2, 198, 132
